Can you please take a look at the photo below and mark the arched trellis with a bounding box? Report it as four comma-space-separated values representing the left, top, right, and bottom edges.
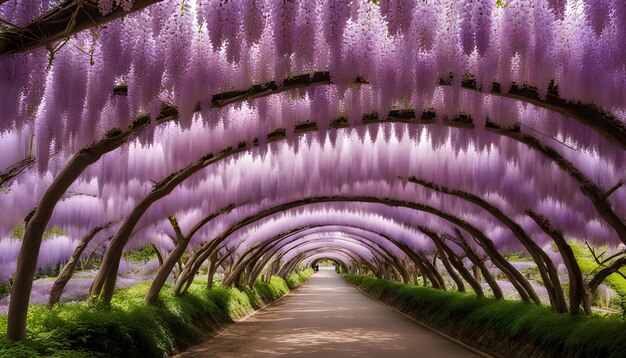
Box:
222, 207, 553, 302
289, 247, 367, 276
273, 241, 380, 278
170, 196, 540, 305
221, 231, 407, 288
64, 119, 620, 314
308, 256, 347, 273
6, 115, 616, 338
2, 1, 625, 341
81, 113, 623, 306
219, 216, 486, 297
303, 253, 354, 275
8, 85, 619, 280
219, 213, 499, 298
240, 226, 414, 288
204, 216, 495, 298
276, 246, 376, 279
218, 221, 415, 285
175, 207, 464, 296
190, 179, 608, 313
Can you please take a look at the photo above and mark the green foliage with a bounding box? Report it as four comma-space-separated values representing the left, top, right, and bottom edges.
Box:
122, 245, 156, 262
11, 225, 65, 240
253, 277, 290, 302
504, 251, 532, 262
569, 242, 626, 302
285, 268, 314, 289
0, 271, 312, 357
495, 0, 509, 9
12, 224, 24, 239
43, 227, 66, 239
0, 284, 10, 298
0, 341, 41, 358
346, 275, 626, 358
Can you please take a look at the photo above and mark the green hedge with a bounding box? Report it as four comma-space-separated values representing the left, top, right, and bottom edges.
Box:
0, 270, 313, 358
345, 275, 626, 358
285, 268, 315, 289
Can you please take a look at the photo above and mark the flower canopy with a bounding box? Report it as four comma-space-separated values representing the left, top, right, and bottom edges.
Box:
0, 0, 625, 341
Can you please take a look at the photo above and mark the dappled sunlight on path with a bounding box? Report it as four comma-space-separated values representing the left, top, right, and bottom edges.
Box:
176, 267, 478, 357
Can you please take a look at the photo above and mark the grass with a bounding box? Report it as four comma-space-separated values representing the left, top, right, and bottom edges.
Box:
345, 275, 626, 358
0, 269, 313, 357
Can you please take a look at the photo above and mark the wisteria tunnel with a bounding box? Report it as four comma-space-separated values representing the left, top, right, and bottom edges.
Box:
0, 0, 625, 357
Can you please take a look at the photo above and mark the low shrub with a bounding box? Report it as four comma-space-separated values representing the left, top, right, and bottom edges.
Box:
345, 275, 626, 358
0, 284, 9, 299
0, 271, 311, 357
285, 268, 314, 289
122, 245, 157, 262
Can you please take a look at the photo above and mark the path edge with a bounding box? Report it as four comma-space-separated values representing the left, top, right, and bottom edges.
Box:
172, 274, 314, 357
233, 274, 313, 323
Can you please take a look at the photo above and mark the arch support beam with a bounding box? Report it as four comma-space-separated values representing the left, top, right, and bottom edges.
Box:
408, 177, 567, 312
234, 227, 412, 288
444, 230, 505, 300
419, 226, 484, 297
0, 0, 160, 56
172, 196, 537, 305
527, 210, 591, 315
144, 204, 235, 303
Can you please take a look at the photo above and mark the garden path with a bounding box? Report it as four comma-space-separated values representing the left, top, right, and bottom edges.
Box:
177, 267, 480, 357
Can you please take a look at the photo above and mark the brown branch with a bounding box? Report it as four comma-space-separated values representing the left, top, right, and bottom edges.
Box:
526, 210, 591, 315
601, 251, 626, 266
150, 243, 163, 268
585, 241, 606, 267
588, 257, 626, 292
0, 0, 162, 56
448, 228, 503, 300
114, 72, 367, 109
417, 226, 468, 294
80, 236, 109, 270
47, 222, 111, 308
458, 78, 626, 150
603, 181, 623, 199
113, 71, 626, 149
0, 156, 35, 189
407, 176, 568, 312
167, 215, 183, 243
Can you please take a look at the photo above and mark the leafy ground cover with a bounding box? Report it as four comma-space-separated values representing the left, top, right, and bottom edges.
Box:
345, 275, 626, 358
0, 269, 313, 357
570, 243, 626, 293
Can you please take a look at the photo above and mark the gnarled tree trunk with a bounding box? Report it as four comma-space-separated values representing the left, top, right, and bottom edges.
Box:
145, 216, 187, 303
588, 257, 626, 293
419, 227, 466, 293
47, 224, 110, 309
453, 235, 504, 300
408, 178, 567, 312
527, 210, 591, 315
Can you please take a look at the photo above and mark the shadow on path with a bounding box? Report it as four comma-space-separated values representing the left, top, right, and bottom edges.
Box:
176, 267, 478, 357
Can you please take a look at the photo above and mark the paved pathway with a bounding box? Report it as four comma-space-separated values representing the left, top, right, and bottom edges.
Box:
177, 267, 479, 357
